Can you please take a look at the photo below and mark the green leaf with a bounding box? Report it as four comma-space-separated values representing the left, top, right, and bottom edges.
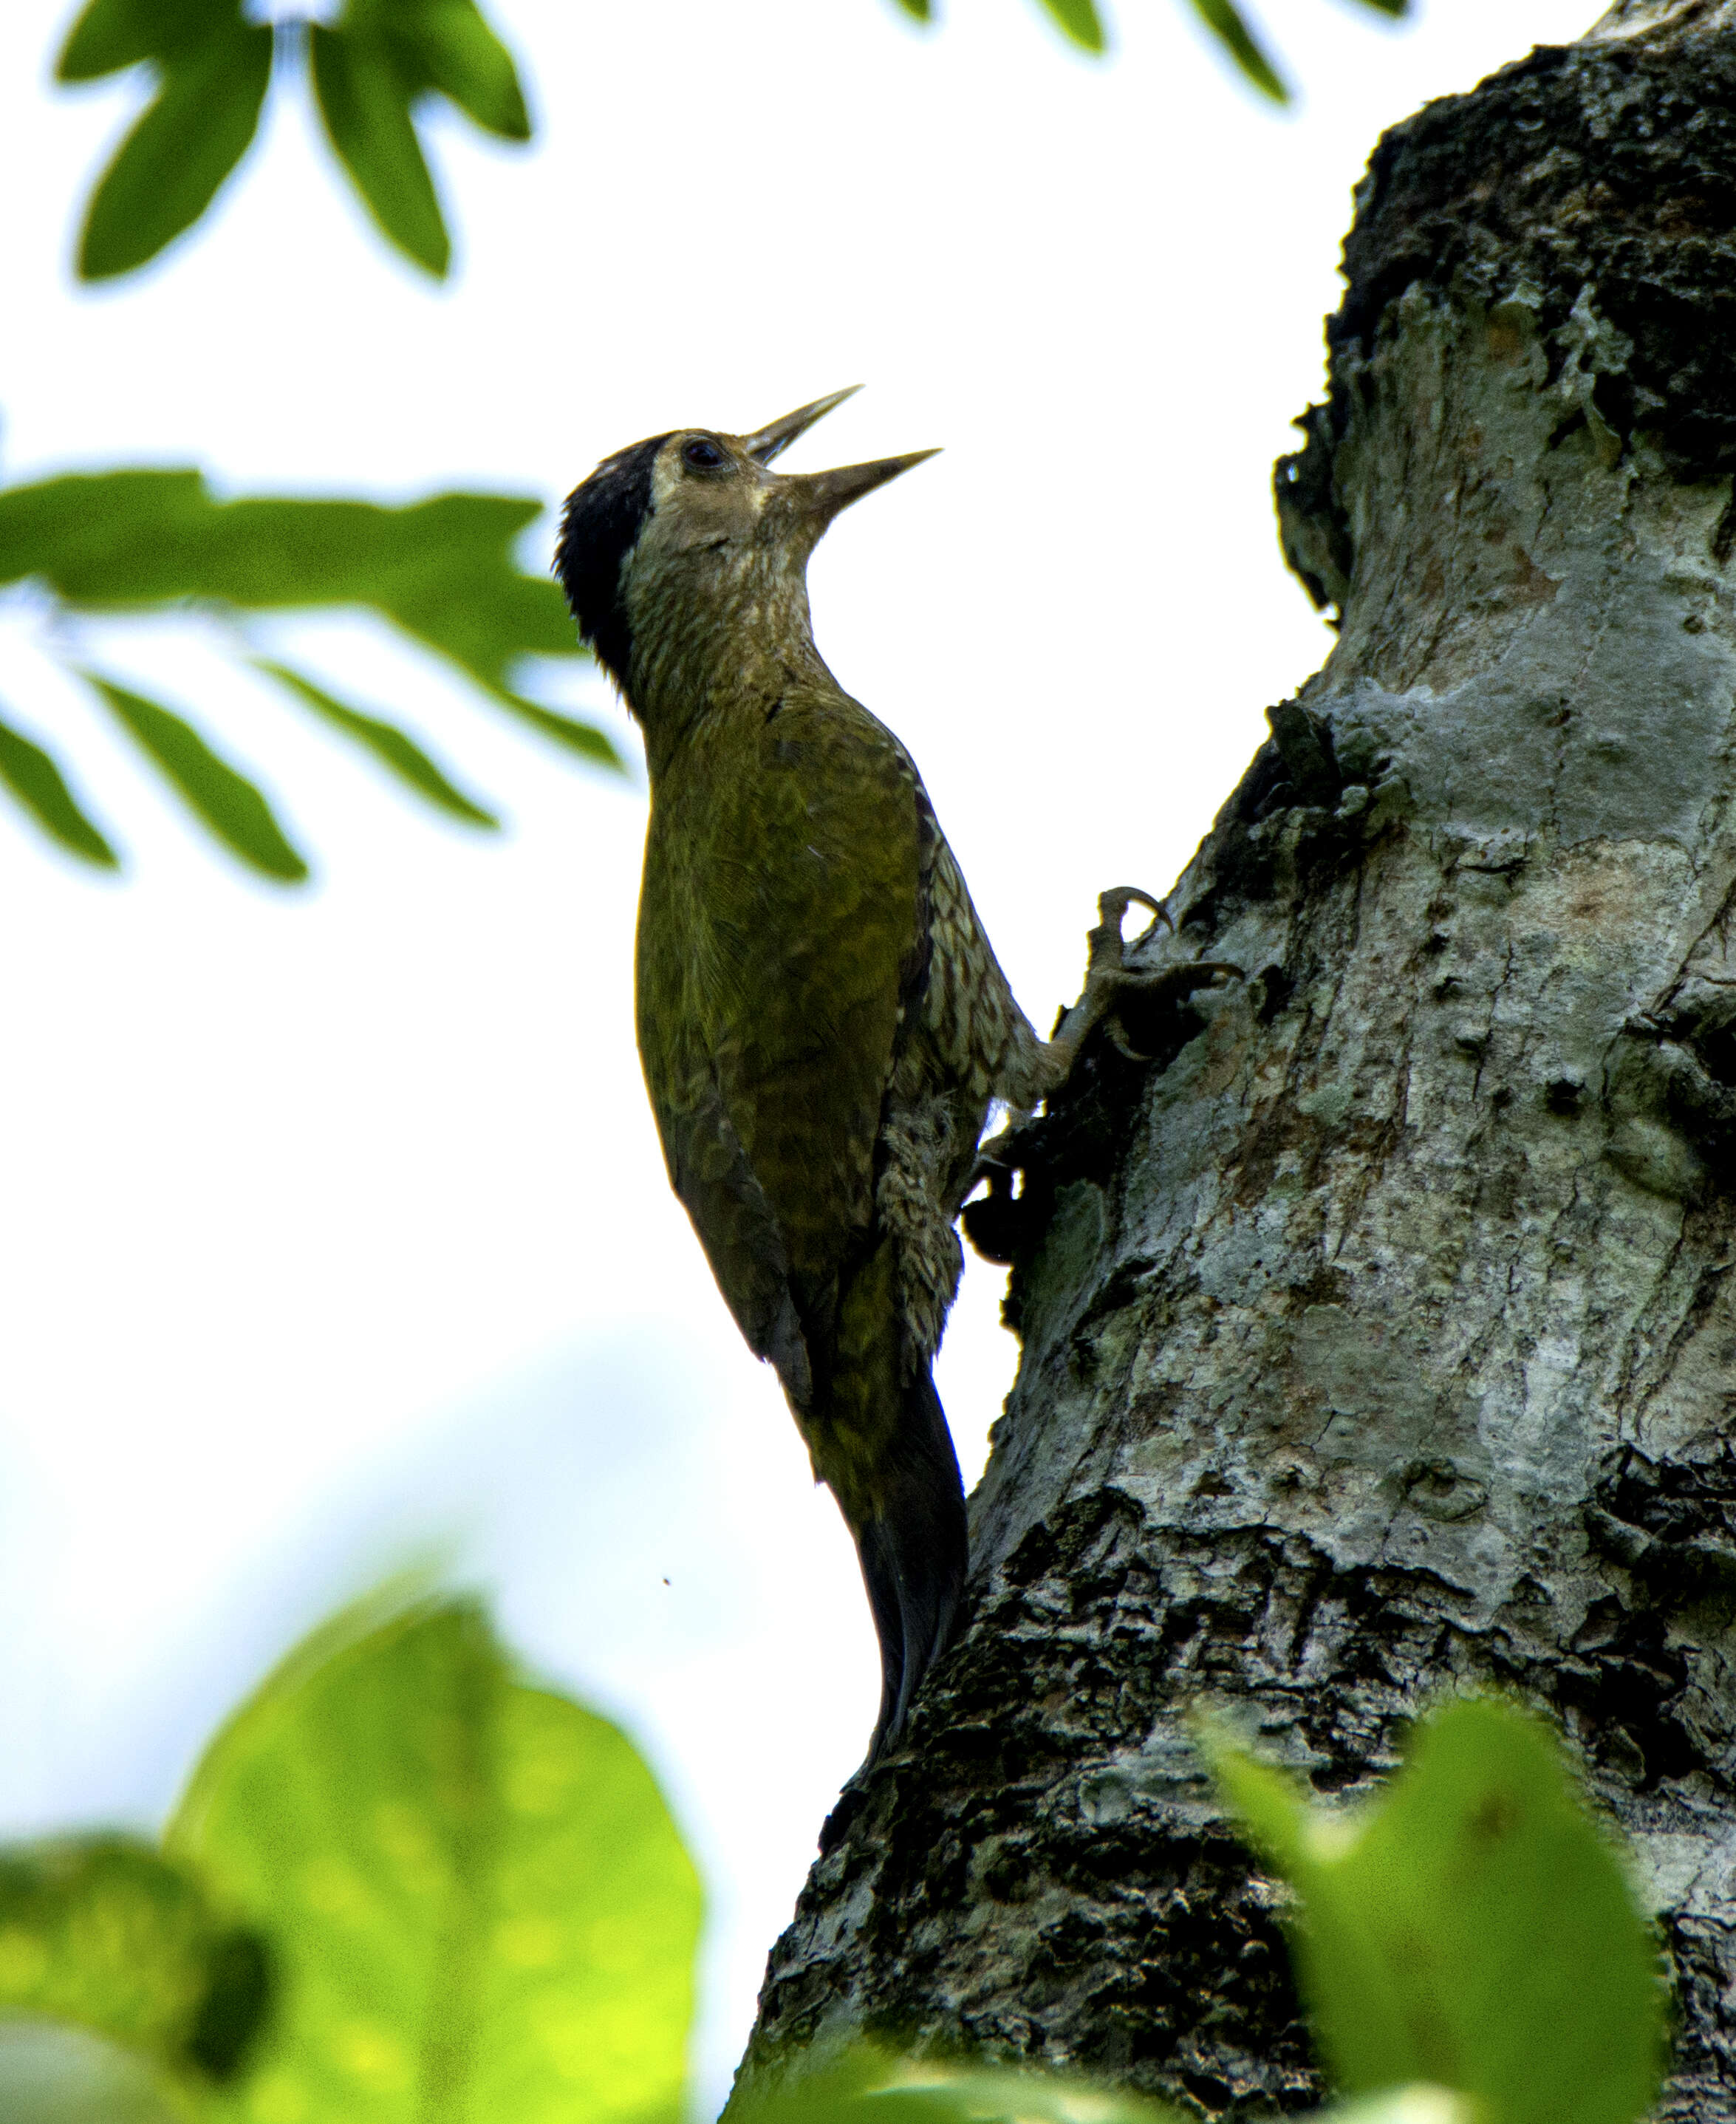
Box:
1204, 1698, 1667, 2124
0, 712, 119, 867
480, 1684, 699, 2121
256, 660, 499, 827
167, 1593, 703, 2124
494, 694, 621, 765
1188, 0, 1289, 103
0, 1835, 272, 2087
0, 470, 619, 771
58, 0, 163, 79
311, 23, 451, 278
736, 2053, 1474, 2124
59, 0, 533, 281
56, 0, 235, 82
1349, 0, 1407, 15
1322, 2094, 1475, 2124
1034, 0, 1106, 54
395, 0, 532, 140
872, 2062, 1175, 2121
77, 20, 273, 279
892, 0, 934, 16
733, 2046, 1183, 2124
82, 674, 310, 883
1208, 1741, 1308, 1872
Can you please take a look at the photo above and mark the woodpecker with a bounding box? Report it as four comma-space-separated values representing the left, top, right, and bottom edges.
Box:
556, 389, 1226, 1766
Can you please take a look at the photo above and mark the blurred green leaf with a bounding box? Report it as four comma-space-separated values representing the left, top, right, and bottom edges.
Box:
311, 21, 450, 278
732, 2050, 1482, 2124
892, 0, 934, 18
495, 694, 621, 765
1187, 0, 1288, 102
0, 1836, 271, 2090
306, 0, 533, 276
1351, 0, 1408, 16
734, 2046, 1182, 2124
72, 9, 273, 279
0, 468, 618, 769
1204, 1698, 1667, 2124
1323, 2094, 1474, 2124
256, 660, 500, 828
167, 1592, 703, 2124
0, 713, 119, 867
858, 2060, 1174, 2121
57, 0, 236, 83
57, 0, 532, 281
1034, 0, 1106, 54
392, 0, 533, 139
82, 674, 310, 883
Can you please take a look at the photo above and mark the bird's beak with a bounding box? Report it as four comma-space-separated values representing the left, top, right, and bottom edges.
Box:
740, 385, 863, 466
782, 450, 942, 533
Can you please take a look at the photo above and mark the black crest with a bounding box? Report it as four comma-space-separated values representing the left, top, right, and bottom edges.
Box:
554, 431, 672, 689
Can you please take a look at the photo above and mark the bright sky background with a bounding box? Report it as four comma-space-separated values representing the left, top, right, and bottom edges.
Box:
0, 0, 1594, 2108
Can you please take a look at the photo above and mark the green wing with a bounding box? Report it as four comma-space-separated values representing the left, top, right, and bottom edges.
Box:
636, 691, 927, 1405
652, 1070, 813, 1407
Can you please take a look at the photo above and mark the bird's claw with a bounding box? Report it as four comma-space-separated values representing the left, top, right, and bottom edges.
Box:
1086, 886, 1171, 976
1099, 961, 1243, 1061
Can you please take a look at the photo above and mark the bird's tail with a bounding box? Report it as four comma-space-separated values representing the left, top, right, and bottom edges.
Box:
848, 1362, 968, 1767
799, 1237, 968, 1766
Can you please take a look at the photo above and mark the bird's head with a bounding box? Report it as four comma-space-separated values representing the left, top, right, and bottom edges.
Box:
555, 388, 936, 717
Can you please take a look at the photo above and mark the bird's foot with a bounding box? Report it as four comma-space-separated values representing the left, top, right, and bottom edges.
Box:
1075, 887, 1238, 1060
1084, 885, 1171, 980
1096, 960, 1243, 1059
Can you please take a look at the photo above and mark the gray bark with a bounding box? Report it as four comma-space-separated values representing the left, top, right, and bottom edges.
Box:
737, 4, 1736, 2117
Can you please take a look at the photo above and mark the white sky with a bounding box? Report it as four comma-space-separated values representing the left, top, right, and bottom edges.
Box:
0, 0, 1593, 2108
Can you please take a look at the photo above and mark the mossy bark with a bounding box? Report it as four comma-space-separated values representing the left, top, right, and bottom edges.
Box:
738, 4, 1736, 2115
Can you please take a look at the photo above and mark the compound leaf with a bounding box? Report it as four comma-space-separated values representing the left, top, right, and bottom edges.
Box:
77, 16, 273, 279
0, 469, 616, 769
59, 0, 532, 277
83, 673, 310, 883
257, 660, 499, 827
0, 712, 119, 867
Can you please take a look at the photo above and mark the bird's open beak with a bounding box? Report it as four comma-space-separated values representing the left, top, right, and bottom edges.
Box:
784, 450, 942, 532
740, 386, 863, 465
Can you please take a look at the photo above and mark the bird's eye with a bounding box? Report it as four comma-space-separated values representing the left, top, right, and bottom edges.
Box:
682, 438, 728, 471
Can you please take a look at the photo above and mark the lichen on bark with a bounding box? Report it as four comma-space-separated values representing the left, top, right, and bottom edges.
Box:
736, 4, 1736, 2118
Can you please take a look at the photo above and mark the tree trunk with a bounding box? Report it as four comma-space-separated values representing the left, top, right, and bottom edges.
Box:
736, 2, 1736, 2116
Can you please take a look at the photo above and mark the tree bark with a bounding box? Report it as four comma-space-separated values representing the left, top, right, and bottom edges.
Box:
737, 3, 1736, 2116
